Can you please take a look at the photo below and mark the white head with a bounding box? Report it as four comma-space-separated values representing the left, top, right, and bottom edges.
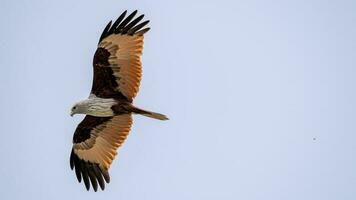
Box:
70, 97, 117, 117
70, 100, 91, 116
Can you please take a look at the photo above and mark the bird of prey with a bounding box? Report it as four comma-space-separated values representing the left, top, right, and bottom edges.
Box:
69, 10, 168, 191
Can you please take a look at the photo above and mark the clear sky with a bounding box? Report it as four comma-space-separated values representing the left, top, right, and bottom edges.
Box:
0, 0, 355, 199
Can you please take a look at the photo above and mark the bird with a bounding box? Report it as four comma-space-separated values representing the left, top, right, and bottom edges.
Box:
69, 10, 168, 192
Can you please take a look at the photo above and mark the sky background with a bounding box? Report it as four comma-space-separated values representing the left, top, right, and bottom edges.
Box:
0, 0, 355, 199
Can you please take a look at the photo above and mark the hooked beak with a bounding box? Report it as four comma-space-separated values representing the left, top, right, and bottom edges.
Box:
70, 110, 74, 117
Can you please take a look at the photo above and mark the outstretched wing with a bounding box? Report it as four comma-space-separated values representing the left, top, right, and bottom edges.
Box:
91, 10, 150, 102
70, 114, 133, 191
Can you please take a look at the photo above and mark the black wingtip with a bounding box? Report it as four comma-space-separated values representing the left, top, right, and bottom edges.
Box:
128, 20, 150, 35
116, 10, 138, 31
70, 153, 74, 169
98, 20, 113, 43
93, 165, 105, 190
122, 14, 145, 34
70, 149, 111, 191
135, 27, 150, 35
81, 165, 91, 191
98, 10, 150, 42
88, 166, 99, 192
100, 168, 110, 183
108, 10, 128, 35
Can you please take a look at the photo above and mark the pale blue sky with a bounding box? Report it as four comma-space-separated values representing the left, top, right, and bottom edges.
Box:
0, 0, 356, 199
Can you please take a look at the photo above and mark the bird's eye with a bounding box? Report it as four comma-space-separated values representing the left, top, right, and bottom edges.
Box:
73, 106, 76, 110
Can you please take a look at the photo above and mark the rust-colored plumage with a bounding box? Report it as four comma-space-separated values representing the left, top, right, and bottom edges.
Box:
69, 10, 167, 192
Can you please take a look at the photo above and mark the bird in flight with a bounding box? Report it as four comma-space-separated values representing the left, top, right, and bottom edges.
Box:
69, 10, 168, 191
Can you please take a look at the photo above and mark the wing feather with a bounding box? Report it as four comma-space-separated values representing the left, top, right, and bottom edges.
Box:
91, 10, 149, 101
107, 10, 127, 36
70, 114, 133, 191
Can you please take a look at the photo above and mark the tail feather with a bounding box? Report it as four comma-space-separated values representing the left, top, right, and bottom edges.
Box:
141, 112, 169, 120
131, 106, 169, 120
